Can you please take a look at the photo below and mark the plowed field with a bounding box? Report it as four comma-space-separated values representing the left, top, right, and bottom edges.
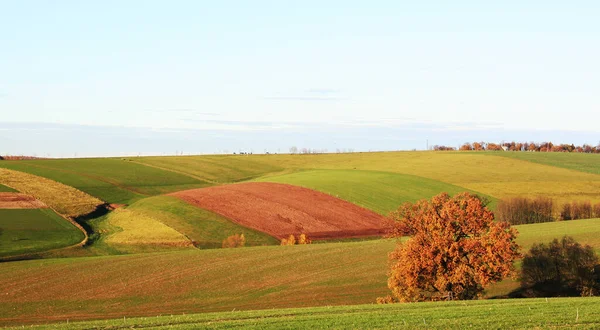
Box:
170, 182, 387, 240
0, 193, 47, 209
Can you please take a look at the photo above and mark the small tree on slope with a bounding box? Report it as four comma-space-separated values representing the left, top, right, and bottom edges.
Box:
383, 192, 521, 302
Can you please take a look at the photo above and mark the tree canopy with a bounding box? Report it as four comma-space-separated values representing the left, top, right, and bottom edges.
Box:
384, 192, 520, 302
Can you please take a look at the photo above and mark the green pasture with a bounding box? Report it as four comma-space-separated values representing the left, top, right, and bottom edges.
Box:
3, 218, 600, 326
0, 184, 17, 192
0, 158, 209, 204
0, 209, 85, 258
14, 297, 600, 329
257, 169, 496, 214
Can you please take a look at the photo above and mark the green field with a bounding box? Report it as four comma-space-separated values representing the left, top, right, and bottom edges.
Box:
14, 297, 600, 329
496, 151, 600, 176
0, 184, 17, 192
0, 209, 85, 258
0, 159, 209, 204
2, 218, 600, 326
257, 169, 496, 214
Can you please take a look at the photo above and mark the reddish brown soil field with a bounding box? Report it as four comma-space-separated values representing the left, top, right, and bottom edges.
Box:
0, 193, 47, 209
170, 182, 387, 240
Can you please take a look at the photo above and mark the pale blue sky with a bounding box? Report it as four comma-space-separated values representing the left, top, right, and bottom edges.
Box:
1, 1, 599, 156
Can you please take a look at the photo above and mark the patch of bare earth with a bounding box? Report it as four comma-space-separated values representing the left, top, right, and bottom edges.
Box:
170, 182, 387, 240
0, 193, 47, 209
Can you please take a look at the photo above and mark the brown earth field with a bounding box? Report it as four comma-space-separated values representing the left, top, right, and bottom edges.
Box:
170, 182, 388, 240
0, 192, 47, 209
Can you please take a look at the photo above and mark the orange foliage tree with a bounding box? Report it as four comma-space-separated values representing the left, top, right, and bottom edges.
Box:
384, 192, 520, 302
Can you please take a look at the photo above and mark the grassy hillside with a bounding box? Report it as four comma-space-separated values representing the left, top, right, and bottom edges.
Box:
0, 209, 85, 258
0, 184, 17, 192
0, 158, 209, 204
0, 168, 103, 218
2, 218, 600, 326
17, 297, 600, 329
257, 169, 496, 214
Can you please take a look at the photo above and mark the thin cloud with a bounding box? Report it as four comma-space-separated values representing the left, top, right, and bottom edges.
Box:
263, 96, 345, 101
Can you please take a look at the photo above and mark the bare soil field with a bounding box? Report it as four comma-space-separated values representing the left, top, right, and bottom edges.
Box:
0, 192, 47, 209
170, 182, 387, 240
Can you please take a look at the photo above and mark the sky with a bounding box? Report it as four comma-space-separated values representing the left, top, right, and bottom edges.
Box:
1, 1, 599, 157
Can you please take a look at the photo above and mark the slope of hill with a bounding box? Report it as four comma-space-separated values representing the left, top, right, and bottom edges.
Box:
256, 169, 495, 214
2, 218, 599, 326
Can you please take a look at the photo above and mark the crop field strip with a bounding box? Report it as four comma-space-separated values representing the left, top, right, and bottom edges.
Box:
2, 218, 600, 326
12, 297, 600, 329
0, 209, 85, 258
170, 182, 387, 240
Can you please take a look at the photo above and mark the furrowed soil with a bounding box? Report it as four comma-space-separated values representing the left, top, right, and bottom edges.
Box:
170, 182, 387, 240
0, 193, 47, 209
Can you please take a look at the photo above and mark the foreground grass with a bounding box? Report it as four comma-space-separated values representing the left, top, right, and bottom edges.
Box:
2, 218, 600, 326
257, 169, 496, 214
0, 168, 103, 218
0, 209, 85, 258
0, 158, 209, 204
12, 297, 600, 329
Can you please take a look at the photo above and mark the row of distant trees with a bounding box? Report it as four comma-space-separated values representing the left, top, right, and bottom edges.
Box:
433, 141, 600, 153
0, 155, 44, 160
496, 197, 600, 225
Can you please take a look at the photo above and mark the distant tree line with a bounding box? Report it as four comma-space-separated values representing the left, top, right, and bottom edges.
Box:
0, 155, 45, 160
433, 141, 600, 153
496, 197, 600, 225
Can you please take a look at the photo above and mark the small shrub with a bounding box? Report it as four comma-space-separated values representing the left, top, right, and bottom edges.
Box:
560, 203, 572, 220
222, 234, 245, 248
281, 234, 311, 245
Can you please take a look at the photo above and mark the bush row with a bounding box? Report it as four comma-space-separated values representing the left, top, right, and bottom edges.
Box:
496, 197, 600, 225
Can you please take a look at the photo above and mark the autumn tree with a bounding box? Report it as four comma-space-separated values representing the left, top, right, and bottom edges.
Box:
384, 192, 520, 302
